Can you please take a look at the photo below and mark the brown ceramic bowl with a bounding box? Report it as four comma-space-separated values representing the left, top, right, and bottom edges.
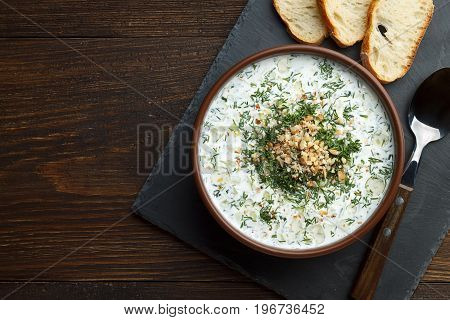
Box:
192, 45, 404, 258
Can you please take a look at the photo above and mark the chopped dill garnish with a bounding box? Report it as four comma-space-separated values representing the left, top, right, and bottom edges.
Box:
345, 218, 355, 225
241, 95, 361, 207
368, 157, 382, 164
240, 215, 256, 228
211, 148, 219, 168
201, 133, 210, 143
343, 105, 355, 120
260, 205, 274, 224
319, 59, 333, 80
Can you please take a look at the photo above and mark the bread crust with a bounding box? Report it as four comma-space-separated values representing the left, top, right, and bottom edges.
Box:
361, 0, 434, 84
361, 0, 383, 82
317, 0, 369, 48
273, 0, 327, 45
317, 0, 350, 47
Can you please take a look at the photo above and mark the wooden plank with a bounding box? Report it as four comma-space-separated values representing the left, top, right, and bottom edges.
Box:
0, 281, 447, 299
412, 283, 450, 300
0, 37, 244, 281
422, 232, 450, 282
0, 0, 247, 38
0, 281, 280, 299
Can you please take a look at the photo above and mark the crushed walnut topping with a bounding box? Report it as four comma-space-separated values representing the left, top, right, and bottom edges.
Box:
269, 114, 343, 182
242, 94, 362, 200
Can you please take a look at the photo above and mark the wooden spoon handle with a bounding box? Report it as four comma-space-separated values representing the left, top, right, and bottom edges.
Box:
352, 184, 413, 300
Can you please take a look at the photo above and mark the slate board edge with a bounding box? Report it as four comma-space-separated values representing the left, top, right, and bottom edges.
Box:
405, 227, 448, 299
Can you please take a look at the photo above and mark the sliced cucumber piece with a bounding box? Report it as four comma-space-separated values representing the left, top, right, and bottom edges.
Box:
365, 177, 385, 196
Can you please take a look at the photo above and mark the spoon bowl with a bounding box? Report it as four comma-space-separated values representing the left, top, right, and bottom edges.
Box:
404, 68, 450, 186
410, 68, 450, 137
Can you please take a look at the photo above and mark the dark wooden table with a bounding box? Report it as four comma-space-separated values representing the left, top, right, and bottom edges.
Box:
0, 0, 448, 299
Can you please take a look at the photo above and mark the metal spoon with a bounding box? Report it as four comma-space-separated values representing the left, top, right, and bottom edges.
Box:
352, 68, 450, 299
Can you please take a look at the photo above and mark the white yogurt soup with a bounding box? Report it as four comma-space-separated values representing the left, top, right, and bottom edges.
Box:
198, 54, 395, 249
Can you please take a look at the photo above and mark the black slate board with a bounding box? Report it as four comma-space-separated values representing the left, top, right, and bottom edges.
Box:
134, 0, 450, 299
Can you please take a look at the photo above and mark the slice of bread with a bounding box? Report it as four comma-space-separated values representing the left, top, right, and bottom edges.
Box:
361, 0, 434, 83
273, 0, 328, 45
318, 0, 372, 47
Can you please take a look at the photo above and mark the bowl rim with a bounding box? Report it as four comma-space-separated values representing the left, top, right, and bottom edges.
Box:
192, 45, 405, 258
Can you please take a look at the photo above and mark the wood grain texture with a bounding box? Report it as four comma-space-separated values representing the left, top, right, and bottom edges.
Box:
0, 37, 244, 282
0, 0, 448, 299
0, 282, 280, 300
412, 283, 450, 300
422, 233, 450, 282
0, 0, 246, 38
0, 282, 446, 300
